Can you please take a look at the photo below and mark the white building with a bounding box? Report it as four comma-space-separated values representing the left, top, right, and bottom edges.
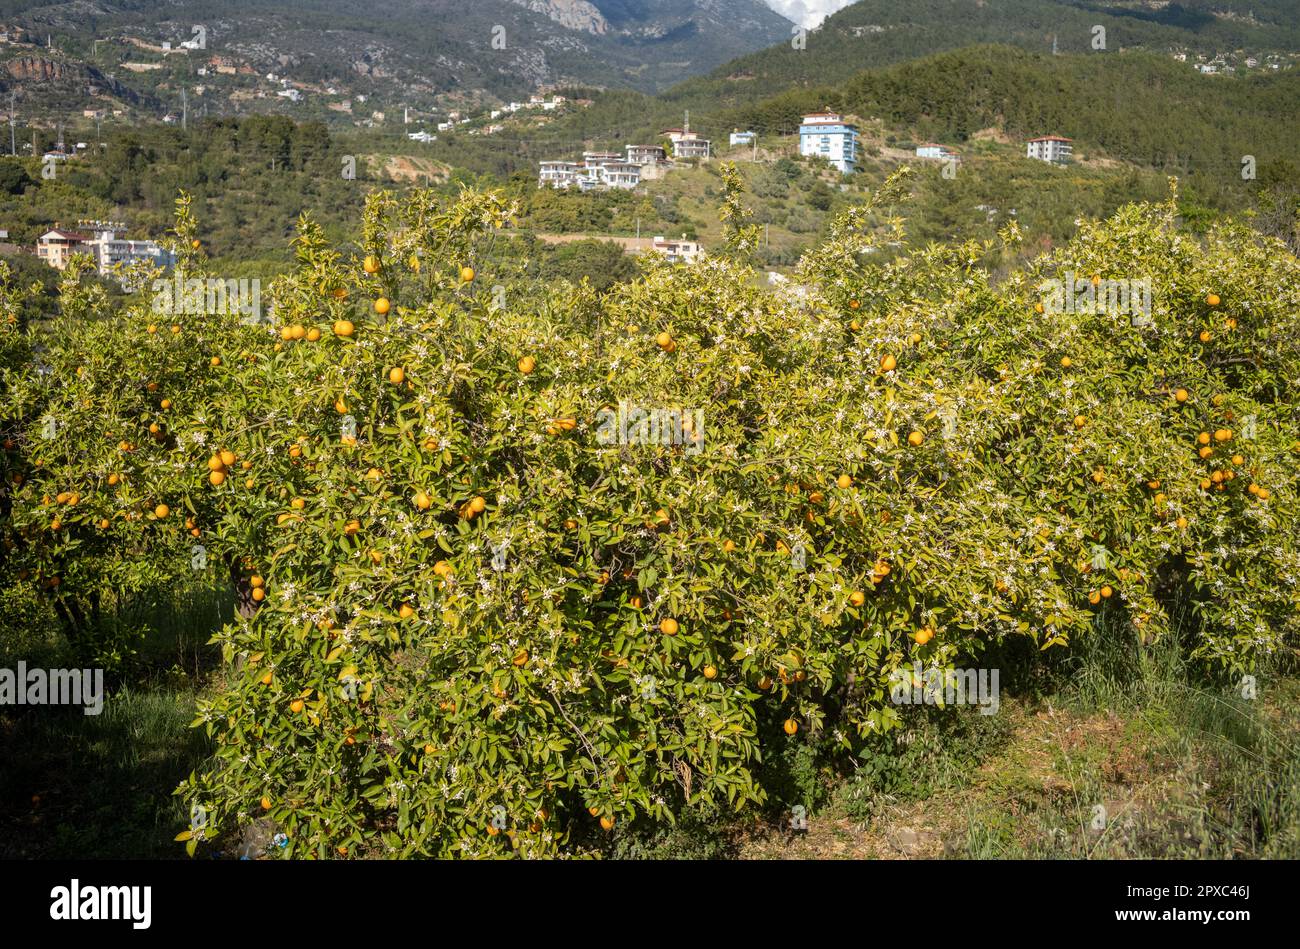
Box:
799, 112, 858, 174
651, 236, 702, 264
601, 162, 641, 190
1026, 135, 1073, 164
539, 161, 582, 188
626, 144, 667, 166
915, 143, 959, 161
663, 128, 711, 160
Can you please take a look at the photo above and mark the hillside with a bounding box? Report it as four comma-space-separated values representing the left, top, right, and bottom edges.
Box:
0, 0, 793, 123
723, 46, 1300, 186
664, 0, 1300, 110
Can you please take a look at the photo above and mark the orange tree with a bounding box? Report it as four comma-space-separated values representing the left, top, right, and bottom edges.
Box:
5, 176, 1297, 857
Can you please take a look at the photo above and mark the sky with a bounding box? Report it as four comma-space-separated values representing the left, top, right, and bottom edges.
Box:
761, 0, 857, 29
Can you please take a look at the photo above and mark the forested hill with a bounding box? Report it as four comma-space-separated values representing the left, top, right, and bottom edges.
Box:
662, 0, 1300, 110
716, 46, 1299, 184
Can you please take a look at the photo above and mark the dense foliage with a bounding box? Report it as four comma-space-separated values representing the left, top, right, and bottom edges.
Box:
1, 171, 1297, 858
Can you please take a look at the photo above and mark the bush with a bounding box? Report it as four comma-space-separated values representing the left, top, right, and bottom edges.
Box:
2, 172, 1297, 858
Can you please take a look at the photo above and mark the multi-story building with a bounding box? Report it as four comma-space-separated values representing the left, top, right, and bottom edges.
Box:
663, 128, 711, 160
90, 233, 176, 275
539, 160, 582, 188
626, 144, 667, 166
650, 236, 703, 264
1025, 135, 1073, 164
36, 229, 89, 270
799, 112, 858, 174
601, 162, 641, 190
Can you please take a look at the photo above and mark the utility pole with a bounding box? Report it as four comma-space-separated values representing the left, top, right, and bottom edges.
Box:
9, 92, 15, 157
182, 88, 188, 130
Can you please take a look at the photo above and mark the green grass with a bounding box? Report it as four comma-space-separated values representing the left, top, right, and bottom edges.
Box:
0, 584, 230, 858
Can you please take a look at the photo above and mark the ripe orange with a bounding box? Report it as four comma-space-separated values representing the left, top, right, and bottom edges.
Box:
209, 470, 225, 486
374, 298, 391, 316
469, 496, 486, 514
1100, 585, 1113, 598
389, 367, 405, 385
656, 331, 673, 350
907, 430, 924, 447
260, 671, 273, 686
1206, 293, 1220, 306
1199, 330, 1212, 343
413, 490, 432, 510
659, 617, 679, 636
363, 255, 381, 274
433, 560, 453, 578
703, 664, 718, 680
512, 649, 529, 667
600, 816, 615, 831
1073, 415, 1087, 429
1174, 389, 1189, 403
251, 588, 265, 602
154, 504, 170, 519
836, 474, 852, 489
460, 266, 475, 283
290, 699, 305, 714
849, 591, 865, 607
517, 356, 535, 374
1214, 429, 1232, 442
913, 626, 934, 645
1060, 357, 1072, 368
783, 719, 798, 736
399, 604, 415, 619
333, 320, 355, 338
880, 354, 897, 373
1088, 590, 1101, 605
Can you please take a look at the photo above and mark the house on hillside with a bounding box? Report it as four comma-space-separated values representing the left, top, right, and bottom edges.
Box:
649, 235, 703, 264
37, 229, 90, 270
1025, 135, 1073, 164
663, 128, 711, 160
539, 160, 582, 189
915, 143, 959, 161
799, 112, 858, 174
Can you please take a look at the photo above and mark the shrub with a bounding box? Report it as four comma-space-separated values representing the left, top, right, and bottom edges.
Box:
2, 173, 1296, 857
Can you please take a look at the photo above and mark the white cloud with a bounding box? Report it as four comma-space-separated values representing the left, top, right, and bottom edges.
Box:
762, 0, 857, 29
